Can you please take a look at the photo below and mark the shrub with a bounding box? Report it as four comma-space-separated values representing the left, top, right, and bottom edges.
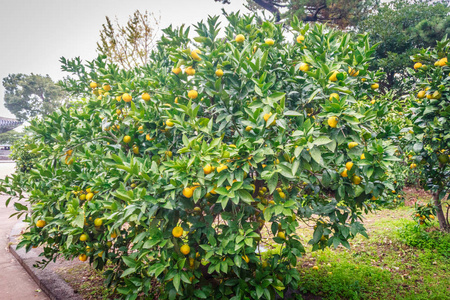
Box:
407, 37, 450, 232
1, 14, 400, 299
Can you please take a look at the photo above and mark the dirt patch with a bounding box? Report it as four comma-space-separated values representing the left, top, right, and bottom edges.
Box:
54, 262, 117, 300
403, 187, 432, 206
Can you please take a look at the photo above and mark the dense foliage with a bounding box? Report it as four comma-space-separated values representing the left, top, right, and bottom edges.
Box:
407, 37, 450, 232
1, 13, 408, 299
358, 0, 450, 91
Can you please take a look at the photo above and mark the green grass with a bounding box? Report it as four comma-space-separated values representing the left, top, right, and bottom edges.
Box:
296, 204, 450, 300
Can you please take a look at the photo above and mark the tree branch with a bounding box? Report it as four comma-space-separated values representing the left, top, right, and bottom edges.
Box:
253, 0, 281, 21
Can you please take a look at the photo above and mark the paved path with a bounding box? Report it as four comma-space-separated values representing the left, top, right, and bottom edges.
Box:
0, 163, 48, 299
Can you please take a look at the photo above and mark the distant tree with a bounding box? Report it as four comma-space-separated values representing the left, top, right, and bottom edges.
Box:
215, 0, 377, 27
0, 130, 22, 145
2, 74, 66, 121
359, 0, 450, 91
97, 10, 161, 69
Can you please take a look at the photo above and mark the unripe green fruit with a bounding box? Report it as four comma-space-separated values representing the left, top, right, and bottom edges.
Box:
438, 154, 449, 164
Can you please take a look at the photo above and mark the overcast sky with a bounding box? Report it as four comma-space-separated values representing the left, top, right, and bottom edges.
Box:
0, 0, 249, 118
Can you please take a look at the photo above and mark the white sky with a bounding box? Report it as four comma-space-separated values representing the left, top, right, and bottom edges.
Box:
0, 0, 249, 118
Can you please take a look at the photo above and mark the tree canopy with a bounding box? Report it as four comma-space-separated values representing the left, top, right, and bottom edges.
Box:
216, 0, 377, 26
359, 0, 450, 91
2, 73, 66, 121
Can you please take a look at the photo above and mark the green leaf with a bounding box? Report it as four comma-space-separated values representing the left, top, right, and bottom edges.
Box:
173, 273, 181, 292
309, 147, 324, 166
13, 202, 28, 211
194, 290, 207, 299
122, 256, 137, 268
237, 190, 254, 204
267, 172, 278, 194
284, 110, 303, 116
313, 136, 332, 146
73, 213, 85, 228
121, 267, 136, 278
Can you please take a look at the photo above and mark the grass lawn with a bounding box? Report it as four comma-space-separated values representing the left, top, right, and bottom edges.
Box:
296, 189, 450, 300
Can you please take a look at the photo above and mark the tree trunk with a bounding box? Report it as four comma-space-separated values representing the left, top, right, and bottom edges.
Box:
433, 191, 450, 233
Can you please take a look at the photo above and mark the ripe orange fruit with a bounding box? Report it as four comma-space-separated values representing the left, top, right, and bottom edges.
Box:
86, 192, 94, 201
296, 35, 305, 43
263, 112, 272, 122
142, 93, 151, 101
132, 145, 139, 154
188, 90, 198, 99
340, 169, 348, 177
183, 187, 194, 198
89, 82, 98, 89
245, 126, 252, 132
329, 93, 339, 100
235, 34, 245, 43
299, 62, 309, 72
351, 175, 362, 185
79, 254, 87, 262
371, 83, 379, 90
36, 220, 46, 228
217, 164, 228, 173
80, 234, 88, 242
203, 164, 212, 175
185, 67, 195, 76
180, 244, 190, 255
417, 90, 426, 99
360, 153, 366, 160
123, 136, 131, 143
172, 67, 182, 75
328, 116, 338, 128
277, 231, 286, 240
102, 84, 111, 91
215, 69, 224, 77
122, 93, 132, 102
166, 120, 174, 127
265, 38, 274, 46
345, 161, 354, 171
111, 232, 118, 239
242, 255, 250, 263
79, 194, 86, 201
414, 62, 422, 70
348, 142, 358, 149
191, 49, 202, 61
94, 218, 103, 227
329, 71, 338, 81
348, 67, 359, 76
172, 226, 183, 238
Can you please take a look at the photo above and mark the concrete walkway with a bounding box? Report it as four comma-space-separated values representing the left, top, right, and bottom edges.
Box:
0, 163, 48, 299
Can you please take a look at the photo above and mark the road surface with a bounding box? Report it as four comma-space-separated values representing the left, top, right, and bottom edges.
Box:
0, 162, 48, 299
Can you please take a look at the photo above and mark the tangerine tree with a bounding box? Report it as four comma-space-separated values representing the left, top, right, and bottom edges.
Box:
408, 38, 450, 232
1, 14, 399, 299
